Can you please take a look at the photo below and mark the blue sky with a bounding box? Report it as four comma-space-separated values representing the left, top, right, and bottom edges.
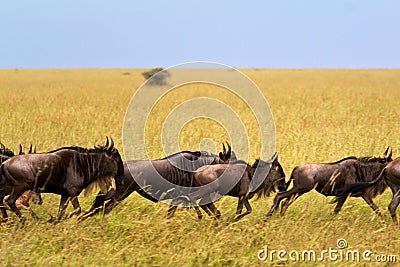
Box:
1, 1, 399, 68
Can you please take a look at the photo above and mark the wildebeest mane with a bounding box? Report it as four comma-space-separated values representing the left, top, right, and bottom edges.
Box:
161, 150, 204, 159
248, 159, 280, 199
47, 145, 112, 154
327, 156, 357, 164
353, 159, 388, 199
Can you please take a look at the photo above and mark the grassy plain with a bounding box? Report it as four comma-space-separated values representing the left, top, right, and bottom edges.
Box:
0, 69, 399, 266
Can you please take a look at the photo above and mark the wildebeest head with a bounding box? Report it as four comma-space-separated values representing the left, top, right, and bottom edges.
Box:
252, 152, 286, 199
100, 137, 124, 186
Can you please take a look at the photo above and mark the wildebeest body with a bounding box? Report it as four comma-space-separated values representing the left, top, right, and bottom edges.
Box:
0, 138, 123, 223
267, 148, 392, 217
190, 154, 286, 220
83, 147, 236, 220
337, 156, 400, 222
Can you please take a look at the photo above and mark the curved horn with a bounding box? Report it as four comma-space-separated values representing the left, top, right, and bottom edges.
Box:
388, 146, 393, 160
105, 136, 109, 148
383, 146, 389, 157
34, 146, 37, 154
19, 144, 23, 155
226, 142, 231, 156
107, 137, 114, 152
222, 143, 226, 155
268, 152, 278, 163
29, 144, 33, 154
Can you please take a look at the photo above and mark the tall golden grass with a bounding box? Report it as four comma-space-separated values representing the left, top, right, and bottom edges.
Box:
0, 69, 399, 266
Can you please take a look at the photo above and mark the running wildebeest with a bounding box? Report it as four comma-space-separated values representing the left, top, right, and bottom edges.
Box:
267, 147, 392, 217
188, 152, 286, 220
0, 142, 43, 220
80, 143, 236, 220
335, 155, 400, 223
0, 137, 124, 223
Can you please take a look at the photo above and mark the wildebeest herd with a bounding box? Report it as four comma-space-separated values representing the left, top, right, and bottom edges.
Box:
0, 138, 399, 224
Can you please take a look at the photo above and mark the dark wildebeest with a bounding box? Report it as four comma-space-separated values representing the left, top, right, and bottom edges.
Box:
0, 137, 124, 223
187, 152, 286, 220
335, 155, 400, 223
267, 147, 392, 217
81, 143, 236, 220
0, 143, 43, 220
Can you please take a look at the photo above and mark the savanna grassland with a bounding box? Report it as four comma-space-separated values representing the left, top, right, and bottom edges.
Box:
0, 69, 399, 266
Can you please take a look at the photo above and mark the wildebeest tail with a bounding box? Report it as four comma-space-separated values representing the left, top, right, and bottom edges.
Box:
0, 164, 5, 188
332, 168, 386, 203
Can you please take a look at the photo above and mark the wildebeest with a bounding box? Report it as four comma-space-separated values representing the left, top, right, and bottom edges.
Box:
0, 142, 42, 220
0, 137, 124, 223
335, 155, 400, 222
267, 147, 392, 217
3, 190, 42, 220
187, 152, 286, 220
81, 143, 236, 220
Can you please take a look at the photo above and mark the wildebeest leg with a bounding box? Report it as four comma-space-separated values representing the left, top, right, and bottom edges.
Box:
57, 195, 70, 221
204, 202, 221, 219
0, 184, 12, 221
361, 195, 382, 216
193, 206, 203, 220
333, 195, 348, 215
200, 205, 212, 216
0, 192, 9, 221
167, 205, 178, 218
236, 196, 245, 215
68, 197, 81, 218
388, 188, 400, 223
198, 195, 217, 218
235, 199, 252, 221
86, 189, 114, 214
0, 206, 8, 221
268, 188, 303, 216
30, 208, 40, 221
4, 191, 26, 224
79, 190, 118, 221
280, 193, 302, 215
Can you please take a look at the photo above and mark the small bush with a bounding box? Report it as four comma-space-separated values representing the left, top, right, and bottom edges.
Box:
142, 68, 170, 86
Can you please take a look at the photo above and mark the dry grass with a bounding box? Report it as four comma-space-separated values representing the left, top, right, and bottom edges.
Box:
0, 69, 399, 266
